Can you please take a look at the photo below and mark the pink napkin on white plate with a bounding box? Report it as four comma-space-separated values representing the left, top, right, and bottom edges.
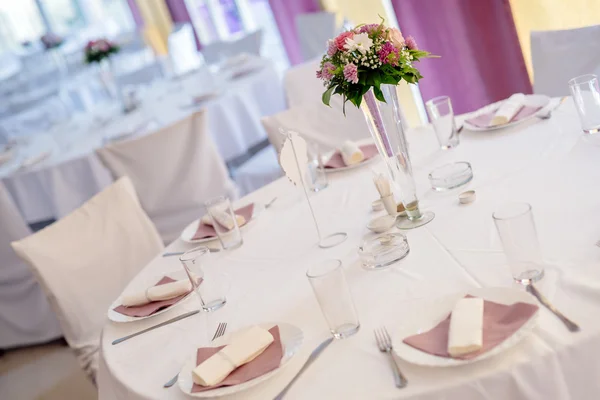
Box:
324, 144, 379, 169
113, 276, 192, 317
402, 297, 538, 360
193, 203, 255, 241
191, 325, 283, 393
466, 105, 542, 128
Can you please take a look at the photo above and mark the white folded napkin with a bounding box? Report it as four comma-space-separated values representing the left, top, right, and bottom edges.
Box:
490, 93, 525, 126
201, 210, 246, 230
339, 141, 365, 166
447, 297, 484, 357
121, 278, 192, 307
192, 325, 274, 386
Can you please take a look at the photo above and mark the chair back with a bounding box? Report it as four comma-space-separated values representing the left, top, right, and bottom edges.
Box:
296, 12, 337, 62
169, 23, 203, 77
11, 177, 163, 377
531, 25, 600, 96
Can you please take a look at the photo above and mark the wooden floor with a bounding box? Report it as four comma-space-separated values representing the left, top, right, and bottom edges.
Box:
0, 340, 96, 400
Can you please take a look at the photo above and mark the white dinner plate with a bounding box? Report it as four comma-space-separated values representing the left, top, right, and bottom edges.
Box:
322, 153, 380, 173
178, 322, 303, 398
107, 270, 194, 323
392, 287, 539, 367
463, 94, 551, 132
179, 202, 264, 244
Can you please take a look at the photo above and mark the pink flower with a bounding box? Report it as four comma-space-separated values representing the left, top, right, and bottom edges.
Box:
358, 24, 379, 34
326, 39, 337, 56
386, 28, 405, 49
343, 63, 359, 84
405, 36, 418, 50
378, 42, 400, 65
321, 62, 335, 80
334, 31, 354, 51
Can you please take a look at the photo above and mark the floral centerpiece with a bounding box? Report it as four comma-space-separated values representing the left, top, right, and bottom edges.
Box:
40, 32, 63, 50
84, 38, 120, 64
317, 21, 436, 229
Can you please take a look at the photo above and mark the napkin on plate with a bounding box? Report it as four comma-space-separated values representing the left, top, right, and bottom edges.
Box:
466, 99, 542, 128
402, 297, 538, 360
193, 203, 254, 241
121, 278, 192, 307
490, 93, 525, 126
191, 326, 283, 393
325, 144, 378, 169
113, 276, 194, 317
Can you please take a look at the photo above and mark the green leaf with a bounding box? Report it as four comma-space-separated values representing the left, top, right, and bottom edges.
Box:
322, 86, 335, 106
373, 86, 385, 102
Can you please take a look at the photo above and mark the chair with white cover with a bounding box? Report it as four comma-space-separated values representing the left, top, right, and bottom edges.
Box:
168, 23, 203, 77
0, 183, 62, 349
96, 110, 238, 243
114, 61, 164, 88
262, 101, 370, 153
202, 30, 263, 64
531, 25, 600, 96
283, 58, 323, 107
296, 12, 337, 62
11, 177, 163, 380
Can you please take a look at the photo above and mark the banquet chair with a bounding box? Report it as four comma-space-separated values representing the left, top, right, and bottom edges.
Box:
168, 22, 203, 77
283, 58, 324, 107
96, 110, 239, 243
531, 25, 600, 96
0, 183, 62, 349
201, 30, 263, 65
11, 177, 163, 381
262, 101, 370, 153
296, 12, 337, 62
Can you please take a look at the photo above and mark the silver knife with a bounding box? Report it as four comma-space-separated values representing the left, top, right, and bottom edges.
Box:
111, 310, 200, 345
273, 337, 334, 400
526, 284, 580, 332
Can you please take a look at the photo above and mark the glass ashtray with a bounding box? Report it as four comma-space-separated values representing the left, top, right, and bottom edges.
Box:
358, 233, 410, 270
428, 161, 473, 191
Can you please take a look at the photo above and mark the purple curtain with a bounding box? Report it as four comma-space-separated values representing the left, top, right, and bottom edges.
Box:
391, 0, 532, 114
268, 0, 321, 65
127, 0, 144, 27
165, 0, 202, 49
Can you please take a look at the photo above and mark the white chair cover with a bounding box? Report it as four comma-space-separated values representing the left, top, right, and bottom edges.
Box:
262, 102, 370, 153
0, 183, 61, 349
201, 30, 263, 64
283, 58, 323, 107
0, 52, 21, 81
531, 25, 600, 96
168, 23, 203, 77
96, 111, 238, 243
11, 177, 163, 379
115, 62, 164, 88
296, 12, 337, 62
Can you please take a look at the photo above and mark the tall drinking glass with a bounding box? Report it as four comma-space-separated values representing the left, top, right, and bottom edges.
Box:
493, 203, 545, 284
426, 96, 459, 150
306, 143, 328, 192
204, 196, 243, 250
568, 74, 600, 134
179, 247, 228, 312
307, 259, 360, 339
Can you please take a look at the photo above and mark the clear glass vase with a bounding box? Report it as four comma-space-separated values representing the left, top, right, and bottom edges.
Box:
361, 84, 434, 229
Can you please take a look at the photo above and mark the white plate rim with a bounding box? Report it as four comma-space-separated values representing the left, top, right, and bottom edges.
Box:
463, 94, 551, 132
392, 287, 539, 367
179, 202, 264, 244
177, 322, 304, 398
107, 270, 194, 323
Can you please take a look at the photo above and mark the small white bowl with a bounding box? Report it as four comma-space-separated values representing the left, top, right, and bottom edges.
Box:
459, 190, 476, 204
367, 215, 396, 233
372, 199, 384, 211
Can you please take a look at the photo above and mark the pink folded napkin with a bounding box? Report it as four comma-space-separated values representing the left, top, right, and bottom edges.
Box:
113, 276, 193, 317
466, 105, 542, 128
324, 144, 379, 169
191, 325, 283, 393
193, 203, 255, 241
402, 297, 538, 360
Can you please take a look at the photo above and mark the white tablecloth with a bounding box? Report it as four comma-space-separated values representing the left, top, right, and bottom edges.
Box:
98, 98, 600, 399
0, 57, 285, 222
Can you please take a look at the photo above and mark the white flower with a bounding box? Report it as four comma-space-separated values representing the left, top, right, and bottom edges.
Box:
344, 33, 373, 55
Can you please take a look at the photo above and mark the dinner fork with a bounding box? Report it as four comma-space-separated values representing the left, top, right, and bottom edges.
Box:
538, 96, 568, 120
374, 327, 408, 388
163, 322, 228, 388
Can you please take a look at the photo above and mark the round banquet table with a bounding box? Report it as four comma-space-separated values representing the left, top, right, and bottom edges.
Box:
99, 97, 600, 399
0, 57, 285, 223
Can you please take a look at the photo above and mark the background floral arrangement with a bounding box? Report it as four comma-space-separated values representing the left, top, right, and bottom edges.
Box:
84, 39, 120, 64
318, 21, 432, 109
40, 32, 63, 50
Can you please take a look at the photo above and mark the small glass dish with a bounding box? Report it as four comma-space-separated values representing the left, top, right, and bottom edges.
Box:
428, 161, 473, 191
358, 233, 410, 270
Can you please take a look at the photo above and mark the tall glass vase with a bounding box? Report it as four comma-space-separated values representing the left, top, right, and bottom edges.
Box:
361, 84, 434, 229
